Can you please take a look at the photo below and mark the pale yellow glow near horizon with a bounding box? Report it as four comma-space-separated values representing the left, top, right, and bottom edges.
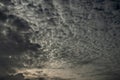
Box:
13, 64, 98, 80
14, 68, 80, 79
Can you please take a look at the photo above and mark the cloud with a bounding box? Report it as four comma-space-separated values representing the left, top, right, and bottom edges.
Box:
0, 10, 41, 55
0, 10, 41, 76
0, 73, 25, 80
0, 0, 120, 80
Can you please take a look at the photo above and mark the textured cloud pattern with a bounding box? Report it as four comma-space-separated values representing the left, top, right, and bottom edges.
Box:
0, 0, 120, 80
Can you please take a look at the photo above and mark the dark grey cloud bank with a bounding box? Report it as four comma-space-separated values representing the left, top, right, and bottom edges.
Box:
0, 8, 41, 77
0, 0, 120, 80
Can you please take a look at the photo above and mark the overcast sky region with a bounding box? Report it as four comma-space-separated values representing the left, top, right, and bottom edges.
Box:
0, 0, 120, 80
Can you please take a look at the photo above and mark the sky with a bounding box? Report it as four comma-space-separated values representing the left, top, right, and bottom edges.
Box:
0, 0, 120, 80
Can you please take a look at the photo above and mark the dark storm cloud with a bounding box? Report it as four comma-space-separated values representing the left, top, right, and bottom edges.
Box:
0, 10, 41, 55
0, 11, 7, 21
0, 9, 41, 76
0, 73, 25, 80
0, 0, 12, 5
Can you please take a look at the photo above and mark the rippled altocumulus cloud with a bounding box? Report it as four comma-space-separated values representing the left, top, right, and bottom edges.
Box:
0, 0, 120, 80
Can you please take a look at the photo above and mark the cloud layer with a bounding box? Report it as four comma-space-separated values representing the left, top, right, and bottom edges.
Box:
0, 0, 120, 80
